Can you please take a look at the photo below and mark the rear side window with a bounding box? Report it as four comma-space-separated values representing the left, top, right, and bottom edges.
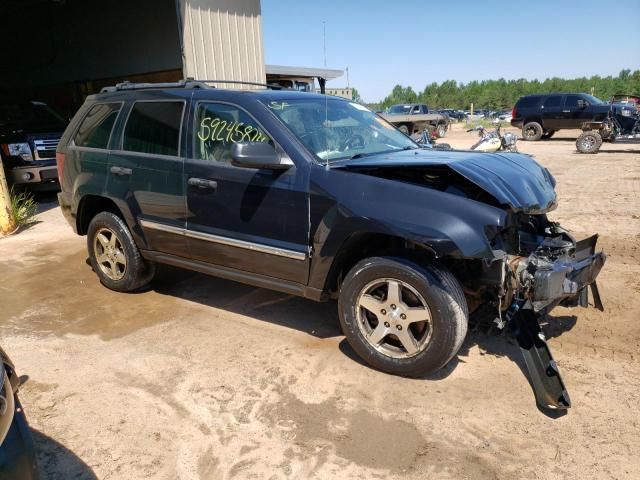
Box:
516, 96, 541, 108
123, 101, 184, 156
74, 103, 121, 149
543, 96, 562, 108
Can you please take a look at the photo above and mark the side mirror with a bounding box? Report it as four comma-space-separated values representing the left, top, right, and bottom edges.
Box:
577, 99, 587, 109
230, 142, 290, 170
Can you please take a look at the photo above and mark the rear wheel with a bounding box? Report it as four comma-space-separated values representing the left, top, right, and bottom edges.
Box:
338, 257, 468, 377
398, 124, 410, 135
436, 123, 447, 138
523, 121, 543, 141
87, 212, 155, 292
576, 131, 602, 154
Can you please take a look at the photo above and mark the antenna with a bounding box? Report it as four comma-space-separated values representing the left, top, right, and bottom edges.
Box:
323, 21, 327, 67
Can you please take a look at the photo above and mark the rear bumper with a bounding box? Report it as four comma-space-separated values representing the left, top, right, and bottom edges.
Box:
511, 120, 523, 129
57, 191, 77, 233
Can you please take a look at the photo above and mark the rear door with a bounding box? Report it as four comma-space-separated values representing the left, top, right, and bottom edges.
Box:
540, 95, 564, 130
108, 98, 188, 256
182, 100, 310, 283
65, 102, 122, 199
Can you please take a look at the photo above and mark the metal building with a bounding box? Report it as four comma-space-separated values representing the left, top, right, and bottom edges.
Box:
0, 0, 266, 114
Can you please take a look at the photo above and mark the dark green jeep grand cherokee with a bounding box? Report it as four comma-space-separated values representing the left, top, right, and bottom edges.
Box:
57, 80, 605, 410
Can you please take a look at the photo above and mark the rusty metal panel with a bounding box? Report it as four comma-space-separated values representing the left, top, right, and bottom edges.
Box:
178, 0, 266, 88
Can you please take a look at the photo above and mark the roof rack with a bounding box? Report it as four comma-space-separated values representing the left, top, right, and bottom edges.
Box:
100, 78, 210, 93
100, 78, 288, 93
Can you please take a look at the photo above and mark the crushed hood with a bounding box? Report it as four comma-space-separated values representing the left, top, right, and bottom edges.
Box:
331, 149, 558, 214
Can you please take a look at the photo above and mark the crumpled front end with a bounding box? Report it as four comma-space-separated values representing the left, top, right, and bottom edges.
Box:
476, 215, 606, 411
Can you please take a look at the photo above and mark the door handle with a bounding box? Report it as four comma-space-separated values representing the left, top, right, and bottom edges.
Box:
188, 177, 218, 190
110, 166, 132, 176
562, 110, 571, 113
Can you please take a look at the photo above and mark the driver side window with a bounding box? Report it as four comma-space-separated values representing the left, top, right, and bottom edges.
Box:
194, 102, 272, 164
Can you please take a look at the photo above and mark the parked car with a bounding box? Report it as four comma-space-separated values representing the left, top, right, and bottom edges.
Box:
0, 346, 39, 480
0, 100, 67, 190
511, 93, 609, 141
576, 94, 640, 153
381, 104, 449, 137
57, 81, 605, 409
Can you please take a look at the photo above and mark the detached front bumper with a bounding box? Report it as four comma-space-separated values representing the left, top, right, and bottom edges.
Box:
531, 235, 606, 312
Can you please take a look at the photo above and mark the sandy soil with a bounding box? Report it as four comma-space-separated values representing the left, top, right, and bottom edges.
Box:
1, 124, 638, 479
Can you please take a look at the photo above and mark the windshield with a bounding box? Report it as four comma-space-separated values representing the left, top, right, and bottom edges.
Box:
262, 97, 418, 162
0, 101, 67, 132
387, 104, 412, 114
583, 94, 604, 105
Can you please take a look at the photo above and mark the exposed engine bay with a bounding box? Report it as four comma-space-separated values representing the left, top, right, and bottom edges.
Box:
471, 212, 606, 409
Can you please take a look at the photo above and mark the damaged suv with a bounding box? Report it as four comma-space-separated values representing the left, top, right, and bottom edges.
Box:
57, 81, 605, 410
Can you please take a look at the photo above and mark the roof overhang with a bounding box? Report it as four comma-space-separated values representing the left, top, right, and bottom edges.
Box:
265, 64, 343, 81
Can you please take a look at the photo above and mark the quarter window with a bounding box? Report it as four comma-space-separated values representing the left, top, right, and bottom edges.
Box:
194, 103, 272, 163
123, 101, 184, 156
74, 103, 121, 149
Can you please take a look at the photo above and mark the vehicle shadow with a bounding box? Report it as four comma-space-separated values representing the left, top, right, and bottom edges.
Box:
33, 191, 59, 214
32, 429, 98, 480
151, 265, 342, 339
151, 266, 577, 416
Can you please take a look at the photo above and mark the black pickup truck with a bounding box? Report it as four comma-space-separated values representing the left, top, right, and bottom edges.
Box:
57, 81, 605, 410
0, 100, 66, 190
511, 93, 610, 141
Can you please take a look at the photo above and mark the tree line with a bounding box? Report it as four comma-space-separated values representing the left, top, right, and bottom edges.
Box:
370, 69, 640, 111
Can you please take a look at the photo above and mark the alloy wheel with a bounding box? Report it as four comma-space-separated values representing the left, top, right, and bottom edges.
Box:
356, 278, 433, 358
93, 227, 127, 281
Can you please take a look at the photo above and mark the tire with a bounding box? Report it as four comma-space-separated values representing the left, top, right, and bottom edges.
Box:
398, 124, 410, 135
542, 130, 556, 139
522, 121, 543, 141
338, 257, 468, 377
436, 123, 447, 138
87, 211, 155, 292
576, 131, 602, 154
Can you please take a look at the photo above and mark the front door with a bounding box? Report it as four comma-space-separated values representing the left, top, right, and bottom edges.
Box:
183, 101, 310, 284
540, 95, 564, 131
560, 94, 591, 129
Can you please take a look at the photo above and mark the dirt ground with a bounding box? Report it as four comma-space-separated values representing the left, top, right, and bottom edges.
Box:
1, 123, 639, 480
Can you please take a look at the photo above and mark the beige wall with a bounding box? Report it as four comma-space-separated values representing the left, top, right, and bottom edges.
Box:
178, 0, 266, 88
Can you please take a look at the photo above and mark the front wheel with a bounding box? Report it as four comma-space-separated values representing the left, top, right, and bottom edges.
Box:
436, 123, 447, 138
576, 131, 602, 154
338, 257, 468, 377
87, 212, 155, 292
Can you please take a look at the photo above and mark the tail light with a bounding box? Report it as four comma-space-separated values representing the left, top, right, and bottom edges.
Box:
56, 152, 65, 183
512, 106, 517, 118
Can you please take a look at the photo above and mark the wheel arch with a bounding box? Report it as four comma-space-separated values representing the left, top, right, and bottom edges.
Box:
76, 195, 131, 235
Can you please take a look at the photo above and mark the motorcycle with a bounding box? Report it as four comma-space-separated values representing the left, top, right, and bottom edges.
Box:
412, 128, 452, 150
466, 123, 518, 152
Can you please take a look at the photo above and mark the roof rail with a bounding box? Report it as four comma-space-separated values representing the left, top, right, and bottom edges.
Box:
100, 78, 210, 93
100, 78, 290, 94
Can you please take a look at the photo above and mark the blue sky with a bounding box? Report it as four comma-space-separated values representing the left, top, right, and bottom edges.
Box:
261, 0, 640, 102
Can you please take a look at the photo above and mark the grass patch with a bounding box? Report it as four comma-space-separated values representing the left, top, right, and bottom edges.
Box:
10, 189, 38, 227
